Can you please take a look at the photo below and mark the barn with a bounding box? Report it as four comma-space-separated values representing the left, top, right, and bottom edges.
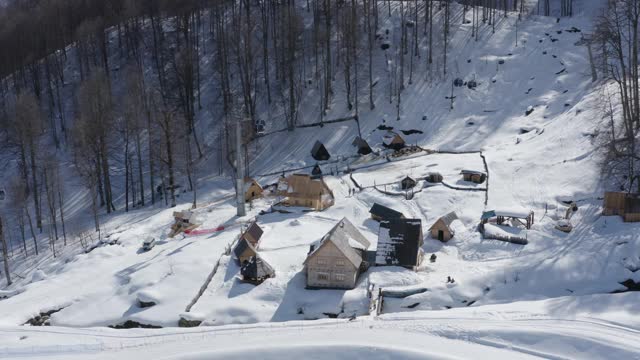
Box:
375, 218, 424, 270
241, 255, 275, 285
429, 212, 459, 242
382, 131, 405, 150
244, 177, 263, 202
311, 140, 331, 161
369, 203, 405, 222
401, 176, 417, 190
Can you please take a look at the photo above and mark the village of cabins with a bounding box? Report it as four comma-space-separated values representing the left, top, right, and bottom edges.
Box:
165, 130, 640, 290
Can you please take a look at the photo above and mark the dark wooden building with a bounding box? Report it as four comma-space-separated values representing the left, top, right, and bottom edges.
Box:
426, 172, 443, 183
401, 176, 417, 190
352, 136, 373, 155
382, 131, 406, 150
241, 255, 275, 285
240, 222, 263, 247
375, 219, 424, 270
603, 192, 640, 222
311, 140, 331, 161
311, 164, 323, 178
461, 170, 487, 184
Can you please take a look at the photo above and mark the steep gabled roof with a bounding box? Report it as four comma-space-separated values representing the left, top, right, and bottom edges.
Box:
311, 140, 331, 160
376, 219, 423, 267
233, 238, 257, 259
370, 203, 404, 220
304, 217, 370, 268
241, 255, 275, 279
242, 222, 264, 245
286, 174, 333, 198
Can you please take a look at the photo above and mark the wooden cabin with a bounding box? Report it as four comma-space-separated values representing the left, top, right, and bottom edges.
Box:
603, 191, 640, 222
352, 136, 373, 155
280, 174, 335, 210
233, 238, 258, 265
311, 140, 331, 161
382, 131, 406, 150
375, 219, 424, 270
369, 203, 405, 222
241, 255, 275, 285
461, 170, 487, 184
426, 172, 443, 183
169, 210, 199, 237
304, 218, 371, 289
240, 222, 263, 247
429, 212, 459, 242
401, 176, 417, 190
244, 177, 263, 202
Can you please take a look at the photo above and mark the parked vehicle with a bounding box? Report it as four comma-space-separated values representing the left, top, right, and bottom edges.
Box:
142, 237, 156, 251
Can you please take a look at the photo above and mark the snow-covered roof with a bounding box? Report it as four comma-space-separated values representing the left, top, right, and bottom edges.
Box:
304, 218, 370, 268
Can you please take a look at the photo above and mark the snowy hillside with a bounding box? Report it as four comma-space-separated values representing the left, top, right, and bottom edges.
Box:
1, 0, 640, 358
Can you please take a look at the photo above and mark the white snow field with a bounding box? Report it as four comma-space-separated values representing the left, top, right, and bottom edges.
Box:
2, 0, 640, 358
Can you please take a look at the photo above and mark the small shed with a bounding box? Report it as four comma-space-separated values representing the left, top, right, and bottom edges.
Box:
461, 170, 487, 184
169, 210, 199, 237
382, 131, 406, 150
369, 203, 405, 222
426, 172, 443, 183
375, 219, 424, 270
233, 238, 258, 265
241, 255, 275, 285
311, 140, 331, 161
429, 212, 459, 242
352, 136, 373, 155
401, 176, 417, 190
311, 164, 323, 178
244, 177, 263, 202
240, 222, 263, 247
603, 192, 640, 222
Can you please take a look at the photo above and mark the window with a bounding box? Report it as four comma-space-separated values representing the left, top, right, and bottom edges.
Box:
317, 272, 329, 281
334, 273, 346, 282
317, 258, 327, 266
335, 259, 345, 267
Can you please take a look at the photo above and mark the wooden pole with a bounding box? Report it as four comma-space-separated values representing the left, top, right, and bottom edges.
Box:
0, 216, 11, 286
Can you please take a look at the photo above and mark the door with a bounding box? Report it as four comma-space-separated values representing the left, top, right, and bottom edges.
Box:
438, 230, 444, 241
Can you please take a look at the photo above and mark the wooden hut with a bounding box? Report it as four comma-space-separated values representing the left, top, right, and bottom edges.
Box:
240, 222, 263, 247
244, 177, 263, 202
429, 212, 459, 242
233, 238, 258, 265
401, 176, 417, 190
304, 218, 370, 289
375, 219, 424, 270
426, 172, 443, 183
382, 131, 405, 150
241, 255, 275, 285
352, 136, 373, 155
461, 170, 487, 184
603, 192, 640, 222
280, 174, 334, 210
169, 210, 199, 237
369, 203, 405, 222
311, 140, 331, 161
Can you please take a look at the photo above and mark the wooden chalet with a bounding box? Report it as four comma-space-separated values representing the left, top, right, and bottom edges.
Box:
461, 170, 487, 184
244, 177, 263, 202
603, 192, 640, 222
429, 212, 459, 242
375, 219, 424, 270
241, 255, 275, 285
240, 222, 263, 247
304, 217, 371, 289
401, 176, 417, 190
369, 203, 405, 222
352, 136, 373, 155
280, 174, 335, 210
382, 131, 405, 150
233, 238, 258, 265
311, 140, 331, 161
